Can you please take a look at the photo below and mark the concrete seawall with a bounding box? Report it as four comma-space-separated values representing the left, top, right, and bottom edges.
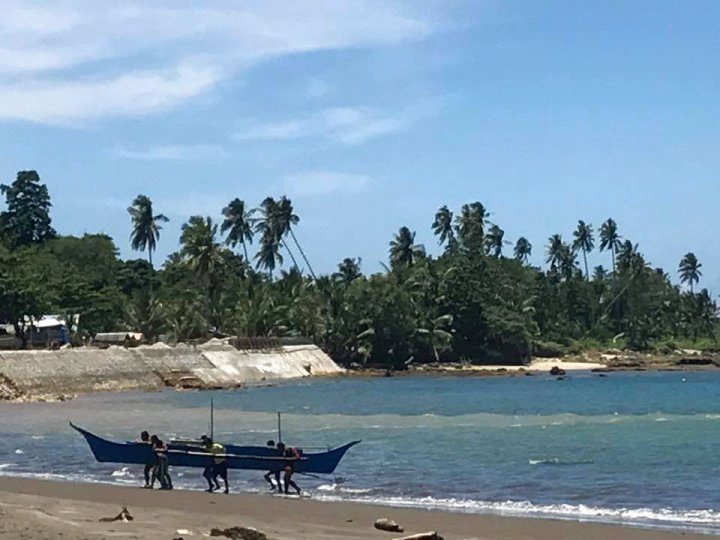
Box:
0, 340, 344, 400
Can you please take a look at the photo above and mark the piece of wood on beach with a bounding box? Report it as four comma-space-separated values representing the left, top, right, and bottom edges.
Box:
393, 532, 444, 540
375, 518, 405, 532
98, 506, 133, 522
209, 526, 269, 540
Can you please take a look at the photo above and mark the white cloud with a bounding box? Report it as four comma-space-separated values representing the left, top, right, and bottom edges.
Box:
112, 144, 229, 161
236, 99, 444, 145
0, 0, 434, 123
284, 170, 372, 196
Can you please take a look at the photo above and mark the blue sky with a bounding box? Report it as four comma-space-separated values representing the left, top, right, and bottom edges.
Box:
0, 0, 718, 292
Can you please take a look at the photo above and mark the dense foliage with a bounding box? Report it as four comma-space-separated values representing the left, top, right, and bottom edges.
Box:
0, 170, 717, 365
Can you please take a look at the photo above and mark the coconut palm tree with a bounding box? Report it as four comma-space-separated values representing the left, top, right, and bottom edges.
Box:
616, 240, 645, 276
546, 234, 565, 272
333, 257, 362, 284
679, 252, 702, 293
179, 216, 224, 281
255, 197, 300, 272
557, 243, 577, 281
455, 202, 487, 250
599, 218, 621, 273
572, 220, 595, 280
390, 226, 425, 267
277, 196, 317, 280
127, 194, 168, 266
484, 224, 506, 257
432, 205, 455, 247
514, 237, 532, 263
221, 198, 255, 262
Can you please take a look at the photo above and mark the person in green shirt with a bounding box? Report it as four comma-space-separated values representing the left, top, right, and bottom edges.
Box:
201, 436, 229, 494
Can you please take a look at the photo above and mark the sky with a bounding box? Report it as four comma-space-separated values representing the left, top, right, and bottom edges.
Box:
0, 0, 718, 292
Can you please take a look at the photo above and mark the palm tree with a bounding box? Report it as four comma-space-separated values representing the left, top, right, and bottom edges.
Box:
679, 252, 702, 293
617, 240, 645, 276
484, 224, 506, 257
514, 237, 532, 263
180, 216, 224, 281
455, 202, 488, 250
558, 243, 577, 280
333, 257, 362, 284
546, 234, 564, 272
389, 226, 425, 267
221, 198, 255, 262
127, 194, 168, 266
572, 220, 595, 280
277, 196, 317, 281
432, 205, 454, 247
599, 218, 621, 273
255, 197, 299, 272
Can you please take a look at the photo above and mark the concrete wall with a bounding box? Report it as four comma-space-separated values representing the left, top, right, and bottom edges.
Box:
0, 341, 344, 399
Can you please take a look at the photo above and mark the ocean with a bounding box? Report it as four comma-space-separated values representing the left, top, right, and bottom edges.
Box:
2, 371, 720, 533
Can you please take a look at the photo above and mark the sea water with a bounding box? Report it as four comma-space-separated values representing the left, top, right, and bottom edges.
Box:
2, 371, 720, 533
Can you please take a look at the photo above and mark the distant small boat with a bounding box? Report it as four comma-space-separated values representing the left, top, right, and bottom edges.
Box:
70, 423, 359, 474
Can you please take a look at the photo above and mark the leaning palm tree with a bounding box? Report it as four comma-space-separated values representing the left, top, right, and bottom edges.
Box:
221, 198, 256, 262
679, 252, 702, 294
599, 218, 621, 273
255, 197, 300, 272
389, 226, 425, 267
432, 205, 455, 247
558, 243, 577, 281
277, 196, 317, 280
546, 234, 565, 272
127, 194, 168, 266
514, 237, 532, 263
484, 224, 506, 257
572, 220, 595, 280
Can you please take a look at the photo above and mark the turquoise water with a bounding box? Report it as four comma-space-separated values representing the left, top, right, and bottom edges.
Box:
2, 372, 720, 533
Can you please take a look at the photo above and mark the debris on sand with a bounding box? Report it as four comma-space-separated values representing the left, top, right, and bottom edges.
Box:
375, 518, 404, 532
210, 526, 269, 540
98, 506, 133, 522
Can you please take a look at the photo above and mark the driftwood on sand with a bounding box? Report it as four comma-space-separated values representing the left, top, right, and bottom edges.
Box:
375, 518, 405, 532
393, 532, 444, 540
98, 506, 133, 522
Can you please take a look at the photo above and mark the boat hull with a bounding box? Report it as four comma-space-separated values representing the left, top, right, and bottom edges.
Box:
70, 423, 358, 474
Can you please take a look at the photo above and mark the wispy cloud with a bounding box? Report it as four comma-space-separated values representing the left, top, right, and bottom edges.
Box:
0, 0, 434, 123
284, 170, 372, 196
112, 144, 229, 161
236, 100, 442, 145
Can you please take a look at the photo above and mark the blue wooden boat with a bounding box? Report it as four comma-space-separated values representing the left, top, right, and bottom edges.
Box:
71, 423, 359, 474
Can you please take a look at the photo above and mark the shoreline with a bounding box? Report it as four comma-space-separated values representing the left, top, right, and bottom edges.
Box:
0, 476, 715, 539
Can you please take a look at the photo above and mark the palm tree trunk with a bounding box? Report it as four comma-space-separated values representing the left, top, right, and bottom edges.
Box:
611, 246, 616, 275
241, 240, 249, 265
583, 249, 589, 281
290, 229, 318, 281
281, 239, 300, 272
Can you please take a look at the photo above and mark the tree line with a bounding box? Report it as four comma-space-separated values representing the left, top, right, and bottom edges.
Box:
0, 170, 717, 365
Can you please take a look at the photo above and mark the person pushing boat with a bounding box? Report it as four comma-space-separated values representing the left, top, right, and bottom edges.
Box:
263, 440, 282, 491
150, 435, 173, 490
202, 436, 229, 494
282, 445, 302, 496
135, 431, 154, 489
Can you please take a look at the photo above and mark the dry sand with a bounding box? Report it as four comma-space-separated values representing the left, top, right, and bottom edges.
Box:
0, 477, 710, 540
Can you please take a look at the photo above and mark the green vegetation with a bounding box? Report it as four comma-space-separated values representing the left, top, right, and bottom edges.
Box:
0, 170, 717, 366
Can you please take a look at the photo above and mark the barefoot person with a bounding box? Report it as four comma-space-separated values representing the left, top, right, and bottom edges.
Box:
263, 440, 282, 491
150, 435, 173, 490
135, 431, 153, 489
283, 445, 302, 496
202, 436, 228, 493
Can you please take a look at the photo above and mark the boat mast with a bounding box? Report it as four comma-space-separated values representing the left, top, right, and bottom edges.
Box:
277, 411, 282, 444
210, 397, 214, 441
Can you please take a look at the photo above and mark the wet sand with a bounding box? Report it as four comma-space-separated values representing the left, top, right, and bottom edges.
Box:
0, 477, 713, 539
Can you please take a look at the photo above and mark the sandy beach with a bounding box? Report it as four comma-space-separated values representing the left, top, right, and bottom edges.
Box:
0, 477, 712, 540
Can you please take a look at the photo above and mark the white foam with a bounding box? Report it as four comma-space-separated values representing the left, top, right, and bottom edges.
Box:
14, 449, 24, 455
111, 467, 133, 478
